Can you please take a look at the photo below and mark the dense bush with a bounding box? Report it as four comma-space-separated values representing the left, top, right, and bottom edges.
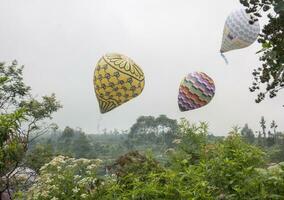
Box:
16, 156, 102, 200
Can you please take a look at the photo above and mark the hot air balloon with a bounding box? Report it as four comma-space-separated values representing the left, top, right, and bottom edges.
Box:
93, 53, 145, 113
220, 8, 260, 54
178, 72, 215, 112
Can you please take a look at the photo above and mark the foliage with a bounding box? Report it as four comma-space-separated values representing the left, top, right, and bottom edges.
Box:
239, 0, 284, 103
31, 115, 180, 167
0, 61, 30, 110
0, 110, 26, 176
24, 144, 53, 173
109, 151, 163, 178
267, 144, 284, 163
204, 132, 266, 199
0, 61, 61, 197
128, 115, 178, 148
241, 123, 255, 144
56, 127, 93, 158
19, 119, 284, 200
94, 121, 284, 200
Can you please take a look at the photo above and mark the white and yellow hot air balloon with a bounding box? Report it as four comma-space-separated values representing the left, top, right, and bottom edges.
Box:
93, 53, 145, 113
220, 8, 260, 54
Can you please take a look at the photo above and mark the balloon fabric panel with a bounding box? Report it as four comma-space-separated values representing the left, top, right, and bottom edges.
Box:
93, 53, 145, 114
220, 9, 260, 53
178, 72, 215, 112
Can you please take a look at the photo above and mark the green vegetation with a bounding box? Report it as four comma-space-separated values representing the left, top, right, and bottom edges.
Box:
240, 0, 284, 103
0, 61, 61, 198
15, 121, 284, 200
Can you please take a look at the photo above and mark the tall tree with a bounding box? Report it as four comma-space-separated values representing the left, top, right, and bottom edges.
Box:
271, 120, 278, 135
128, 115, 178, 147
155, 115, 178, 147
267, 130, 275, 147
260, 116, 267, 139
0, 61, 61, 198
271, 120, 278, 144
240, 0, 284, 103
72, 131, 92, 158
241, 124, 255, 144
24, 144, 53, 173
57, 126, 75, 155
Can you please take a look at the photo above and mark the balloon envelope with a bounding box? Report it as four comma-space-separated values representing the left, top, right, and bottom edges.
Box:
93, 53, 145, 113
178, 72, 215, 112
220, 8, 260, 53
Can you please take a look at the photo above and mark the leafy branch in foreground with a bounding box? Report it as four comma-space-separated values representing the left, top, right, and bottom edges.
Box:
240, 0, 284, 103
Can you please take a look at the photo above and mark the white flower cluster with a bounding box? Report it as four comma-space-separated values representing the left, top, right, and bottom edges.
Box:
25, 155, 103, 200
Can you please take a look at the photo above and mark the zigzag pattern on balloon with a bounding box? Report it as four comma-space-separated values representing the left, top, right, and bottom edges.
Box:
178, 88, 207, 111
182, 81, 212, 102
178, 72, 215, 112
188, 75, 215, 95
181, 86, 208, 105
178, 94, 196, 111
188, 73, 215, 96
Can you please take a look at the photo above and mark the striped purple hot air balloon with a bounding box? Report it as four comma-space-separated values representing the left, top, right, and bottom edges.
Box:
178, 72, 215, 112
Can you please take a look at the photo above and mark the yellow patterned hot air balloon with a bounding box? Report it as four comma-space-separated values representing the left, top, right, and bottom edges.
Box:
93, 53, 145, 113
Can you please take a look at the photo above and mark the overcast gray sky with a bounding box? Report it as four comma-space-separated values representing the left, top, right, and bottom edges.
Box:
0, 0, 283, 135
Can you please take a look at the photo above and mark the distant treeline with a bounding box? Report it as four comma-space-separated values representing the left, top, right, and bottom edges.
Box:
26, 115, 284, 173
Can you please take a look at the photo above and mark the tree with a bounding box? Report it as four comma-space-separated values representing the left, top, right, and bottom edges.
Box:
0, 61, 61, 198
72, 131, 92, 158
24, 144, 53, 173
155, 115, 179, 147
257, 131, 262, 146
55, 126, 94, 158
241, 124, 255, 144
57, 126, 75, 155
270, 120, 279, 144
260, 116, 267, 138
172, 119, 209, 165
239, 0, 284, 103
128, 116, 156, 140
62, 126, 75, 138
128, 115, 178, 147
